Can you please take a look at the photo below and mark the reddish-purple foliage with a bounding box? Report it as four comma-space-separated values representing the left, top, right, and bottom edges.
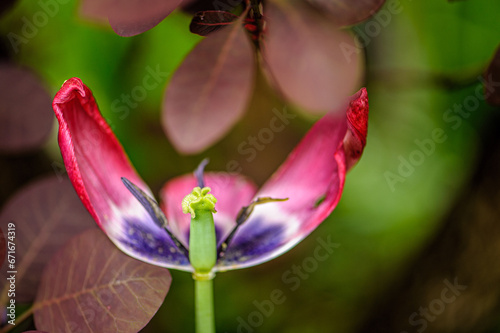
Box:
305, 0, 386, 26
79, 0, 182, 36
79, 0, 380, 154
0, 177, 95, 303
0, 64, 53, 152
0, 228, 5, 268
164, 0, 364, 153
34, 229, 172, 333
262, 1, 363, 114
163, 16, 255, 154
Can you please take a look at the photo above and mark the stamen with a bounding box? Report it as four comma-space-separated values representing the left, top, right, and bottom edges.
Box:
121, 177, 189, 259
217, 197, 288, 260
194, 158, 210, 188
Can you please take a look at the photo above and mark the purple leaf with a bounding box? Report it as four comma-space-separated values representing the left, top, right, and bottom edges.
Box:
262, 1, 363, 114
79, 0, 182, 36
0, 228, 5, 268
0, 64, 53, 153
305, 0, 386, 26
485, 45, 500, 106
108, 0, 183, 37
34, 229, 171, 333
0, 177, 95, 303
78, 0, 109, 23
163, 18, 255, 154
190, 10, 240, 36
23, 331, 49, 333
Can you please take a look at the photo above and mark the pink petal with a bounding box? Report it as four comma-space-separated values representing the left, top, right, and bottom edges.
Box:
344, 88, 369, 170
217, 89, 368, 270
160, 173, 257, 248
53, 78, 191, 271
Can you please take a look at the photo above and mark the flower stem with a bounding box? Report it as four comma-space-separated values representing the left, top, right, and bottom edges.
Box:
194, 277, 215, 333
183, 186, 218, 333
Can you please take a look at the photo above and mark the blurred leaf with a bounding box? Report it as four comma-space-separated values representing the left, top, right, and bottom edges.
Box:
78, 0, 109, 24
190, 11, 239, 36
108, 0, 183, 37
0, 228, 5, 268
262, 1, 363, 114
0, 63, 53, 153
163, 18, 255, 154
23, 331, 48, 333
485, 44, 500, 106
305, 0, 385, 26
80, 0, 182, 36
34, 229, 172, 333
0, 177, 95, 304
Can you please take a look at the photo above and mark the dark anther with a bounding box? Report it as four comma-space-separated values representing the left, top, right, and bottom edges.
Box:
217, 197, 288, 260
121, 177, 189, 260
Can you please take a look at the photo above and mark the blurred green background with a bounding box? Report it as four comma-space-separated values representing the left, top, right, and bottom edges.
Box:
1, 0, 500, 332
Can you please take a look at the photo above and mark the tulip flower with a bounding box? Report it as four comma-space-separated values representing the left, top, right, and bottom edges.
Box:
53, 77, 368, 332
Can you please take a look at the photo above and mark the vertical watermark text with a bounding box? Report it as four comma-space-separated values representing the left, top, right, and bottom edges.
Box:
5, 222, 17, 326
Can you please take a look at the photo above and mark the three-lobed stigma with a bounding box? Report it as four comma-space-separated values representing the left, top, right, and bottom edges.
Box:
182, 187, 217, 218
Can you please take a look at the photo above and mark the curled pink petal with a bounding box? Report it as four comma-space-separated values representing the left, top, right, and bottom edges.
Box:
344, 88, 369, 169
53, 78, 191, 271
217, 89, 368, 270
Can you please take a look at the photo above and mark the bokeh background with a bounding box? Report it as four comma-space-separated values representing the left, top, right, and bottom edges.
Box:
1, 0, 500, 332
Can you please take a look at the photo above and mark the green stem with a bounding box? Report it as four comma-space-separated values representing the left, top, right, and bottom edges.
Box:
194, 277, 215, 333
183, 186, 217, 333
189, 210, 217, 272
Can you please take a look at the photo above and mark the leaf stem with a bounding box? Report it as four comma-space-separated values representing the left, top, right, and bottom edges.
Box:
194, 277, 215, 333
0, 305, 34, 333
